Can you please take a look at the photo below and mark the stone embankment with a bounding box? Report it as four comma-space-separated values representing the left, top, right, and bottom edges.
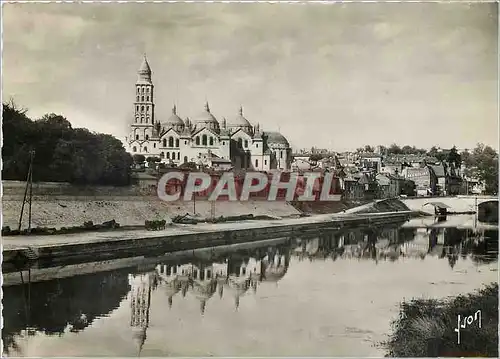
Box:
3, 211, 413, 265
2, 181, 300, 229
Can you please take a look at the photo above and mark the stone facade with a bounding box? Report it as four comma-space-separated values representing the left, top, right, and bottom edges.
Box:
126, 56, 292, 171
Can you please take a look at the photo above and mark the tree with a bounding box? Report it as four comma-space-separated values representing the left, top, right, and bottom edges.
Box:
401, 145, 414, 155
146, 156, 161, 163
2, 101, 133, 186
388, 143, 402, 155
309, 154, 324, 162
462, 143, 498, 195
446, 146, 461, 169
364, 145, 374, 153
132, 154, 146, 164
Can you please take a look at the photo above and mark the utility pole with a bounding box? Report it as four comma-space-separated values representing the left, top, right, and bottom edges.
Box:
18, 150, 35, 232
210, 200, 216, 220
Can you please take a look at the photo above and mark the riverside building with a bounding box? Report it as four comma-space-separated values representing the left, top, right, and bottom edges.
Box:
125, 56, 292, 171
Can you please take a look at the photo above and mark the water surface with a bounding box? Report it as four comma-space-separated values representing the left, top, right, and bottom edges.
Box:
3, 218, 498, 357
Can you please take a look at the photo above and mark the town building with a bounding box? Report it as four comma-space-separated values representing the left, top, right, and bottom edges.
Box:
125, 56, 292, 171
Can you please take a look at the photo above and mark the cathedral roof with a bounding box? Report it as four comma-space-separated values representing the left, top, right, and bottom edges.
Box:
265, 131, 290, 147
229, 106, 252, 129
194, 102, 220, 131
162, 105, 184, 127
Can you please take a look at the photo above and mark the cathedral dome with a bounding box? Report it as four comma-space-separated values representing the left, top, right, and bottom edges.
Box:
265, 131, 290, 147
194, 102, 220, 133
228, 106, 253, 134
162, 105, 184, 131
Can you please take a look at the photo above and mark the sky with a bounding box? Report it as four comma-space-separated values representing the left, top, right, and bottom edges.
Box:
2, 1, 498, 152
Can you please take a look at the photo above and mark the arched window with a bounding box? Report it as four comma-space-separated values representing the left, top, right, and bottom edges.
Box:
145, 116, 149, 123
209, 137, 214, 146
196, 136, 200, 145
136, 105, 139, 111
168, 137, 174, 147
135, 134, 139, 140
167, 152, 170, 159
177, 152, 180, 160
202, 135, 207, 146
162, 139, 167, 147
137, 88, 140, 94
144, 147, 148, 152
160, 152, 164, 158
244, 140, 248, 148
136, 96, 139, 102
146, 87, 150, 93
146, 96, 150, 101
175, 139, 179, 147
145, 134, 149, 140
255, 159, 259, 167
171, 152, 175, 160
141, 106, 144, 111
132, 146, 137, 152
141, 87, 144, 94
141, 96, 144, 101
135, 117, 138, 123
238, 138, 243, 148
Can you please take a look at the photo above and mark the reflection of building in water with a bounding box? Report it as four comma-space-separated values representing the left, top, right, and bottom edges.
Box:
152, 248, 291, 314
128, 272, 158, 355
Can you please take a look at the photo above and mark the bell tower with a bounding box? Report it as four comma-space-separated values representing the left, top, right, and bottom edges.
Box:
128, 55, 157, 156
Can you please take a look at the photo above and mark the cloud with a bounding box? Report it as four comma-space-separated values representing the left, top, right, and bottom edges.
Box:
3, 2, 498, 151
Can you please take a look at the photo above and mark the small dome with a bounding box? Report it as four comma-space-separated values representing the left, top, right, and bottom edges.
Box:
162, 105, 184, 129
262, 267, 288, 282
191, 280, 217, 300
265, 131, 290, 147
194, 102, 220, 133
163, 279, 181, 298
228, 106, 253, 133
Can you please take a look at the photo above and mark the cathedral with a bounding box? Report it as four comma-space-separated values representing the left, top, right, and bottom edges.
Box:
126, 56, 293, 171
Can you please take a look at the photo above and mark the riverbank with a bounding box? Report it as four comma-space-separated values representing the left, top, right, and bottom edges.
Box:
2, 236, 292, 286
382, 282, 498, 357
2, 181, 301, 229
3, 211, 413, 264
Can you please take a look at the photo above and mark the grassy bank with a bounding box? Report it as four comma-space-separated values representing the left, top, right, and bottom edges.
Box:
383, 283, 498, 357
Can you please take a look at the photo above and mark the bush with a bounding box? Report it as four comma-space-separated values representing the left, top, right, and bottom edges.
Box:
382, 283, 498, 357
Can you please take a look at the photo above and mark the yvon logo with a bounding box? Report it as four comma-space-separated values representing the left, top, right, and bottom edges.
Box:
157, 171, 342, 202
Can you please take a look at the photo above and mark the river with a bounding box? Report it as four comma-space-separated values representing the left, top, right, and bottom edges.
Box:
2, 216, 498, 357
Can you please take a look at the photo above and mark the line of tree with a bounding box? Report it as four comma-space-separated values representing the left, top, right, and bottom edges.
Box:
2, 100, 133, 186
460, 144, 499, 195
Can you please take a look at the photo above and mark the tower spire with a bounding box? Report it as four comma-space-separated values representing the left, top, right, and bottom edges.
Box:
239, 105, 243, 116
137, 55, 152, 84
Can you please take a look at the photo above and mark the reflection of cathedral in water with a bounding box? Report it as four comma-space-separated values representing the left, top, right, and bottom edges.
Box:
155, 247, 290, 314
127, 244, 291, 344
